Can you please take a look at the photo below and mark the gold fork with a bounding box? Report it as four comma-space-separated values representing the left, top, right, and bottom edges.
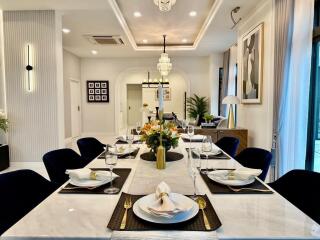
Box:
120, 196, 132, 230
228, 186, 272, 193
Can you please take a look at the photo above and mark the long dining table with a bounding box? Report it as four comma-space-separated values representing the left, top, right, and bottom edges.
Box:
2, 138, 320, 240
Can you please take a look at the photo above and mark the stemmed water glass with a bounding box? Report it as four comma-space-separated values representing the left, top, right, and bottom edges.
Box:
201, 135, 212, 174
126, 129, 135, 159
136, 122, 142, 135
181, 120, 187, 133
188, 148, 200, 200
104, 152, 119, 194
187, 125, 194, 157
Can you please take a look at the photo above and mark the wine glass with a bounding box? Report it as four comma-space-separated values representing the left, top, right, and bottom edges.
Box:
188, 149, 200, 200
187, 125, 194, 157
126, 129, 135, 159
104, 152, 119, 194
136, 122, 142, 136
181, 120, 187, 133
201, 135, 212, 174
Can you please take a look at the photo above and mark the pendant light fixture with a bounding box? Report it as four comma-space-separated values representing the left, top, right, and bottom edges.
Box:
154, 0, 176, 12
157, 35, 172, 77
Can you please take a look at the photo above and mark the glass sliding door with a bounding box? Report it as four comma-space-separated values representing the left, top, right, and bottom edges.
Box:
307, 0, 320, 172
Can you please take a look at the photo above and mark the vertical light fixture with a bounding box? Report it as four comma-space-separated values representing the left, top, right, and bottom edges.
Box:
25, 44, 34, 92
157, 35, 172, 77
154, 0, 176, 12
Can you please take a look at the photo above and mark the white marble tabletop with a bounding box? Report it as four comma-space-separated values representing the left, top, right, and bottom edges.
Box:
2, 140, 320, 240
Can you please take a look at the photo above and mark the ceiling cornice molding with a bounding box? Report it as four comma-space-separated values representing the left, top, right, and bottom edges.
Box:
108, 0, 223, 52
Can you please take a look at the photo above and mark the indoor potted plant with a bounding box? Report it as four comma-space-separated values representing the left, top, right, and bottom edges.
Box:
0, 110, 9, 171
186, 94, 209, 126
203, 113, 214, 123
0, 110, 8, 145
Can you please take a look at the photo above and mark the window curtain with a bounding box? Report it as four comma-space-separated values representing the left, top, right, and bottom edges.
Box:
220, 49, 230, 117
273, 0, 314, 178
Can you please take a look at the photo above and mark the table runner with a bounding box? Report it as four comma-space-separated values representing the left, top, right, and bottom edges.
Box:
107, 193, 222, 231
200, 169, 273, 194
59, 168, 131, 194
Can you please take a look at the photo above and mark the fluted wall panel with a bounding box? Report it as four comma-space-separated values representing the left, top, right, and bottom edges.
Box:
3, 10, 60, 162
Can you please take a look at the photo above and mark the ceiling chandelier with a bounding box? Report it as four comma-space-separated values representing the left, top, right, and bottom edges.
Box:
153, 0, 176, 12
157, 35, 172, 77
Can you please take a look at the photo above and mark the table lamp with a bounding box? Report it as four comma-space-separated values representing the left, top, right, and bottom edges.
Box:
222, 95, 240, 129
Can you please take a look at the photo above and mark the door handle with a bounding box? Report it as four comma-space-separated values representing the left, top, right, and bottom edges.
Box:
78, 106, 80, 111
129, 106, 131, 110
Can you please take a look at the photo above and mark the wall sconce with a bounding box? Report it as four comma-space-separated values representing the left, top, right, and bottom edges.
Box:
25, 44, 34, 92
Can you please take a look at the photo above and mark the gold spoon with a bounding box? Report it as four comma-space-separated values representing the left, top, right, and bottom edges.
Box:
196, 197, 211, 230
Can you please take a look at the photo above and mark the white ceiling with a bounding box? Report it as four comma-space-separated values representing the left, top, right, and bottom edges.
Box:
0, 0, 264, 58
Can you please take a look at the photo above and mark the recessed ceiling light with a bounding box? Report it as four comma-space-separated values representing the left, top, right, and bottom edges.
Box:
142, 39, 148, 43
133, 11, 142, 17
91, 50, 98, 55
189, 11, 197, 17
62, 28, 71, 34
182, 38, 188, 43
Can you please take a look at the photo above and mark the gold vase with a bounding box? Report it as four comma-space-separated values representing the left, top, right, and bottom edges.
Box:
156, 110, 166, 169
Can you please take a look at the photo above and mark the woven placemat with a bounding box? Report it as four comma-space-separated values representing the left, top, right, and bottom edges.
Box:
185, 148, 230, 160
200, 169, 273, 194
59, 168, 131, 194
107, 193, 222, 231
140, 151, 184, 162
98, 148, 140, 159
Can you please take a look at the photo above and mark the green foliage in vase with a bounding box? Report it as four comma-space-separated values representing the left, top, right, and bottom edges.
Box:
186, 94, 209, 120
0, 112, 8, 132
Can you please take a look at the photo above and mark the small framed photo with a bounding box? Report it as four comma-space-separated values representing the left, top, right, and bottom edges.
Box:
95, 95, 101, 101
89, 89, 94, 94
95, 89, 101, 94
101, 82, 107, 88
102, 95, 108, 101
88, 83, 94, 88
101, 89, 107, 94
95, 82, 100, 88
88, 95, 95, 101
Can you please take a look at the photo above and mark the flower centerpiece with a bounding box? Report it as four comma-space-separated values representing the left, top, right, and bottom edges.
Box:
0, 110, 8, 133
140, 120, 179, 155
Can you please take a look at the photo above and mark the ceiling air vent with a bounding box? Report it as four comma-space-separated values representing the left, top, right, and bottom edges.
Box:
85, 35, 124, 45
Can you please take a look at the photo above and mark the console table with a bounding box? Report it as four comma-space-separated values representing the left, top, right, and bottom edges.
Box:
0, 144, 9, 171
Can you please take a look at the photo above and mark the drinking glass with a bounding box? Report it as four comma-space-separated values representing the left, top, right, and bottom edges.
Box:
136, 122, 142, 135
201, 135, 212, 174
126, 129, 135, 159
188, 149, 200, 200
181, 120, 187, 133
187, 125, 194, 157
104, 152, 119, 194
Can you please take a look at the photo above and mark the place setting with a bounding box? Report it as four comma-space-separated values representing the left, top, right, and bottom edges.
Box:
59, 152, 131, 194
107, 181, 222, 231
115, 124, 144, 144
199, 167, 273, 194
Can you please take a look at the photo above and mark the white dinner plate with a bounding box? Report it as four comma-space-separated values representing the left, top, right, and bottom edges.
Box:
108, 146, 136, 156
69, 171, 118, 187
207, 172, 255, 186
180, 134, 204, 141
133, 193, 199, 224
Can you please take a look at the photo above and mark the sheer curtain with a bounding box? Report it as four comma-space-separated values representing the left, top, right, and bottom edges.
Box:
273, 0, 314, 177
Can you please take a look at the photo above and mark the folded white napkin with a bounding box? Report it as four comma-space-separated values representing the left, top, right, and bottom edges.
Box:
181, 134, 204, 141
208, 167, 262, 181
147, 182, 186, 218
65, 168, 119, 181
193, 146, 221, 156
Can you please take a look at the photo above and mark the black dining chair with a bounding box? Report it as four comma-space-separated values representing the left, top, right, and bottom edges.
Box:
215, 137, 240, 158
269, 170, 320, 224
0, 169, 57, 235
77, 137, 106, 164
235, 148, 272, 181
43, 148, 86, 186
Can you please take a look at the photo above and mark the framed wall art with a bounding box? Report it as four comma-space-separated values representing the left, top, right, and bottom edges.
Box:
155, 88, 171, 101
87, 80, 109, 103
240, 23, 264, 104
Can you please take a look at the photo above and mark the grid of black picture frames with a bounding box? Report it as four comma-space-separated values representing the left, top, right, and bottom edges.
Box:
87, 80, 109, 103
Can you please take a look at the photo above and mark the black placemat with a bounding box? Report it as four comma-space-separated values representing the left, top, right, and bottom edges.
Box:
107, 193, 222, 231
200, 169, 273, 194
98, 148, 140, 159
59, 168, 131, 194
182, 138, 204, 143
115, 140, 142, 144
185, 148, 230, 160
140, 151, 184, 162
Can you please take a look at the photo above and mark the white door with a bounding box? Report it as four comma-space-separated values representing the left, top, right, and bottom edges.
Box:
70, 80, 81, 137
127, 84, 142, 126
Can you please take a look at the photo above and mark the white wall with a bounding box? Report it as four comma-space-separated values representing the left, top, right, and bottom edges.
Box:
80, 56, 216, 135
63, 49, 81, 138
2, 10, 64, 162
236, 0, 274, 149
